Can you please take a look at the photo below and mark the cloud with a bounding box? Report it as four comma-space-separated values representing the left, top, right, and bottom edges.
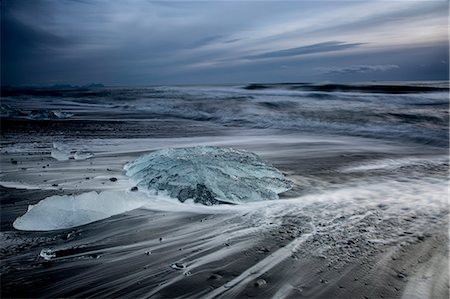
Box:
187, 35, 224, 49
244, 41, 363, 60
0, 0, 447, 85
317, 64, 400, 74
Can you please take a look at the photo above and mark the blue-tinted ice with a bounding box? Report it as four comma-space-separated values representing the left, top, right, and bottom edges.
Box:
124, 146, 293, 205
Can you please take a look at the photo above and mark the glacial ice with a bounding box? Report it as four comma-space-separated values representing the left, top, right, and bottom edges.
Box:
51, 142, 94, 161
29, 110, 73, 120
0, 105, 73, 120
51, 143, 71, 161
124, 146, 293, 205
74, 151, 94, 160
39, 248, 56, 260
13, 191, 150, 231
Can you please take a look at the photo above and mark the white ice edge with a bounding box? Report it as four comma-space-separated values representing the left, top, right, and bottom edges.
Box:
13, 191, 150, 231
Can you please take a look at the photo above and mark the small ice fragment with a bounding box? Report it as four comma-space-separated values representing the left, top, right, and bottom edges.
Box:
51, 149, 71, 161
53, 111, 74, 119
74, 151, 94, 160
39, 248, 56, 260
65, 231, 75, 240
51, 142, 94, 161
51, 142, 72, 161
29, 110, 73, 120
0, 104, 27, 117
254, 279, 267, 287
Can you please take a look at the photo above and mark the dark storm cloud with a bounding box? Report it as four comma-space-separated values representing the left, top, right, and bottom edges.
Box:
244, 41, 364, 60
2, 14, 67, 53
1, 0, 448, 85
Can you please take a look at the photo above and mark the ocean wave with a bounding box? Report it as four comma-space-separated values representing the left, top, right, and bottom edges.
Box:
243, 82, 449, 93
2, 84, 448, 146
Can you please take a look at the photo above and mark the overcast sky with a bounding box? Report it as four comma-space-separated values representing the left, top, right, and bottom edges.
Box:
1, 0, 448, 86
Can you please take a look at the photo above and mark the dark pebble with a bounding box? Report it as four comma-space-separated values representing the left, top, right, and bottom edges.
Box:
171, 262, 185, 270
109, 177, 118, 182
208, 274, 222, 280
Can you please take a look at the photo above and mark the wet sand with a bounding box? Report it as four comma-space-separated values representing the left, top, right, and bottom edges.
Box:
1, 187, 448, 298
1, 121, 449, 298
1, 119, 448, 298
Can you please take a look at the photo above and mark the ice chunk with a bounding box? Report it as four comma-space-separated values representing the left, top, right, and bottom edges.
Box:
51, 142, 94, 161
51, 149, 71, 161
74, 151, 94, 160
0, 105, 27, 117
124, 146, 292, 205
29, 110, 73, 120
0, 105, 73, 119
51, 142, 73, 161
39, 248, 56, 260
52, 111, 74, 119
13, 191, 150, 231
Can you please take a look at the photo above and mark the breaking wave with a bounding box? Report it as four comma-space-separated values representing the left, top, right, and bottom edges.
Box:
2, 83, 448, 146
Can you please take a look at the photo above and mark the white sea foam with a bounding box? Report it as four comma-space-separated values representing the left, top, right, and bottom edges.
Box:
12, 173, 448, 232
0, 181, 58, 190
341, 156, 448, 172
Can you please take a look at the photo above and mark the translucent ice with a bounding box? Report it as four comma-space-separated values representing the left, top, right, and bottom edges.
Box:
51, 142, 73, 161
124, 146, 292, 205
13, 191, 150, 231
74, 151, 94, 160
51, 142, 94, 161
29, 110, 73, 120
0, 105, 72, 120
39, 248, 56, 260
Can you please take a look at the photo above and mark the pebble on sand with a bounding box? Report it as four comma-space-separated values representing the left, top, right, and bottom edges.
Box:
254, 279, 267, 287
171, 262, 186, 270
208, 274, 222, 280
